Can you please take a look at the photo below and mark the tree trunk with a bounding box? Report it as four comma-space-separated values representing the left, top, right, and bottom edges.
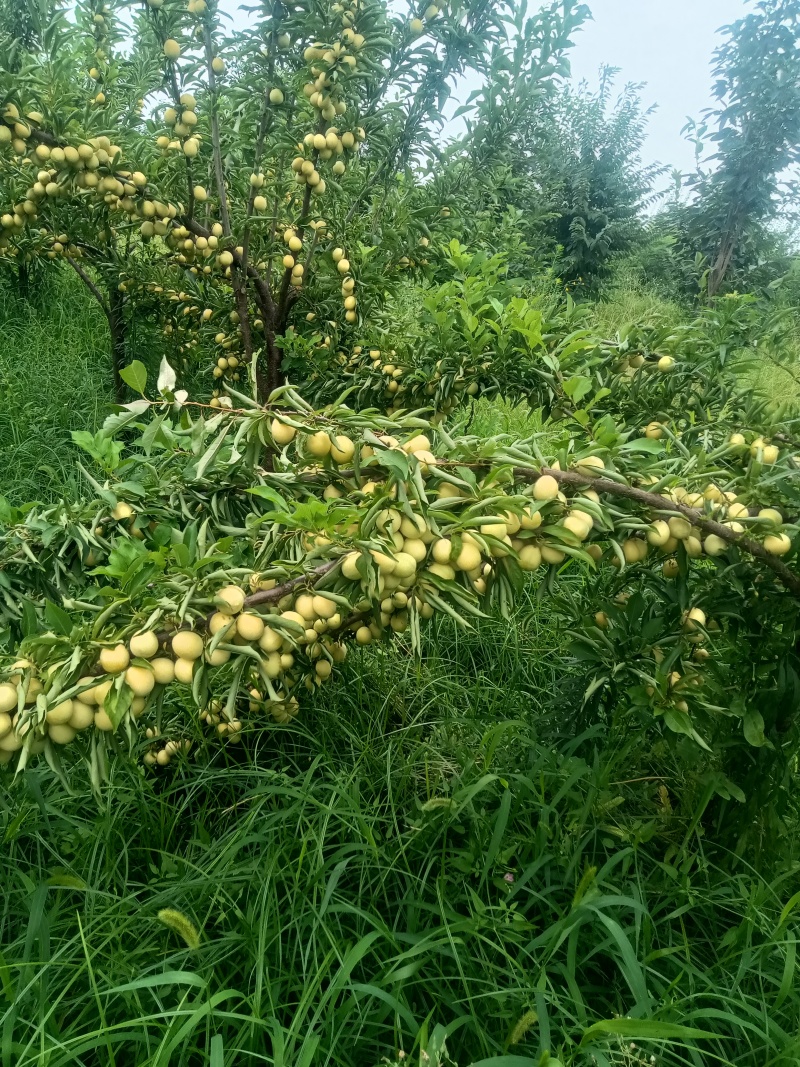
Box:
107, 287, 126, 403
707, 231, 737, 298
17, 261, 29, 300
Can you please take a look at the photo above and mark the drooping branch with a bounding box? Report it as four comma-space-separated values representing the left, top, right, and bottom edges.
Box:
537, 466, 800, 597
156, 559, 339, 646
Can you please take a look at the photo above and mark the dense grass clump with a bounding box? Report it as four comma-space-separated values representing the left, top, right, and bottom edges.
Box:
0, 269, 112, 503
2, 600, 799, 1067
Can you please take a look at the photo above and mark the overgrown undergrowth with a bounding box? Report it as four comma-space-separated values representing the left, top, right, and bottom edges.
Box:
1, 273, 800, 1066
2, 601, 799, 1066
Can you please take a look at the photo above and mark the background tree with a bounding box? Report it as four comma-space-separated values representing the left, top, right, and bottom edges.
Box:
683, 0, 800, 297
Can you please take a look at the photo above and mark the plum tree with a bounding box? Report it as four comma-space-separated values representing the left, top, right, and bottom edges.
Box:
0, 0, 584, 398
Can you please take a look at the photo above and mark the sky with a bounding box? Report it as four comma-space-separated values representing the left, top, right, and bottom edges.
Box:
567, 0, 750, 175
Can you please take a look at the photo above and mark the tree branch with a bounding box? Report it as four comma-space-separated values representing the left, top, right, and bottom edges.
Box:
65, 256, 109, 316
537, 466, 800, 597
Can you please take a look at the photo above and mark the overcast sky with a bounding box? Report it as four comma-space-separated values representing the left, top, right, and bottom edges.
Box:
568, 0, 749, 174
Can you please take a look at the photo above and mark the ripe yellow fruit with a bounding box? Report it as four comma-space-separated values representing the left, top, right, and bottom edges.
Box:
574, 455, 604, 475
356, 626, 372, 645
0, 683, 17, 714
455, 543, 482, 571
306, 430, 332, 457
644, 421, 663, 439
540, 545, 566, 565
237, 612, 265, 641
403, 434, 431, 454
45, 699, 74, 725
100, 644, 130, 674
764, 532, 792, 556
410, 16, 424, 33
647, 520, 671, 547
208, 612, 233, 638
729, 432, 746, 449
622, 538, 647, 564
112, 501, 134, 521
337, 258, 350, 274
152, 657, 176, 685
174, 658, 195, 684
520, 506, 543, 531
668, 515, 692, 540
683, 607, 706, 630
341, 552, 362, 580
271, 418, 296, 445
684, 535, 703, 558
703, 534, 727, 556
518, 544, 542, 571
533, 474, 559, 501
164, 39, 181, 60
312, 595, 337, 619
295, 594, 316, 621
758, 507, 782, 525
269, 88, 284, 104
94, 708, 115, 731
125, 666, 156, 696
762, 444, 779, 464
657, 355, 675, 372
371, 550, 397, 574
216, 585, 246, 615
432, 538, 452, 564
212, 56, 225, 74
562, 513, 592, 540
258, 627, 283, 654
130, 631, 159, 659
49, 723, 77, 745
172, 630, 204, 659
662, 558, 680, 579
330, 434, 355, 463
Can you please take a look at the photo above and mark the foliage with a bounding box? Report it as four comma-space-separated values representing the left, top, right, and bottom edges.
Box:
3, 670, 800, 1065
681, 0, 800, 296
440, 63, 662, 291
0, 0, 578, 400
2, 3, 800, 1064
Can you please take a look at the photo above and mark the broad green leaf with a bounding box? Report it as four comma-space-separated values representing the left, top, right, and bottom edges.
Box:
44, 599, 73, 637
743, 707, 770, 747
119, 360, 148, 394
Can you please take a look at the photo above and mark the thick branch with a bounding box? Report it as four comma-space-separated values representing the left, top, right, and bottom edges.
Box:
65, 256, 109, 316
157, 559, 338, 646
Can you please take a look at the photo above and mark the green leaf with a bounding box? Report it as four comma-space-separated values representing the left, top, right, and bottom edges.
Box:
663, 708, 694, 737
619, 438, 665, 453
375, 448, 409, 478
104, 681, 133, 730
743, 707, 770, 747
119, 360, 148, 394
580, 1018, 717, 1046
21, 600, 38, 637
44, 599, 74, 637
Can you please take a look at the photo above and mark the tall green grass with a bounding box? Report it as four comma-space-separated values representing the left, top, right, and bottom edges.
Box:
0, 268, 113, 503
